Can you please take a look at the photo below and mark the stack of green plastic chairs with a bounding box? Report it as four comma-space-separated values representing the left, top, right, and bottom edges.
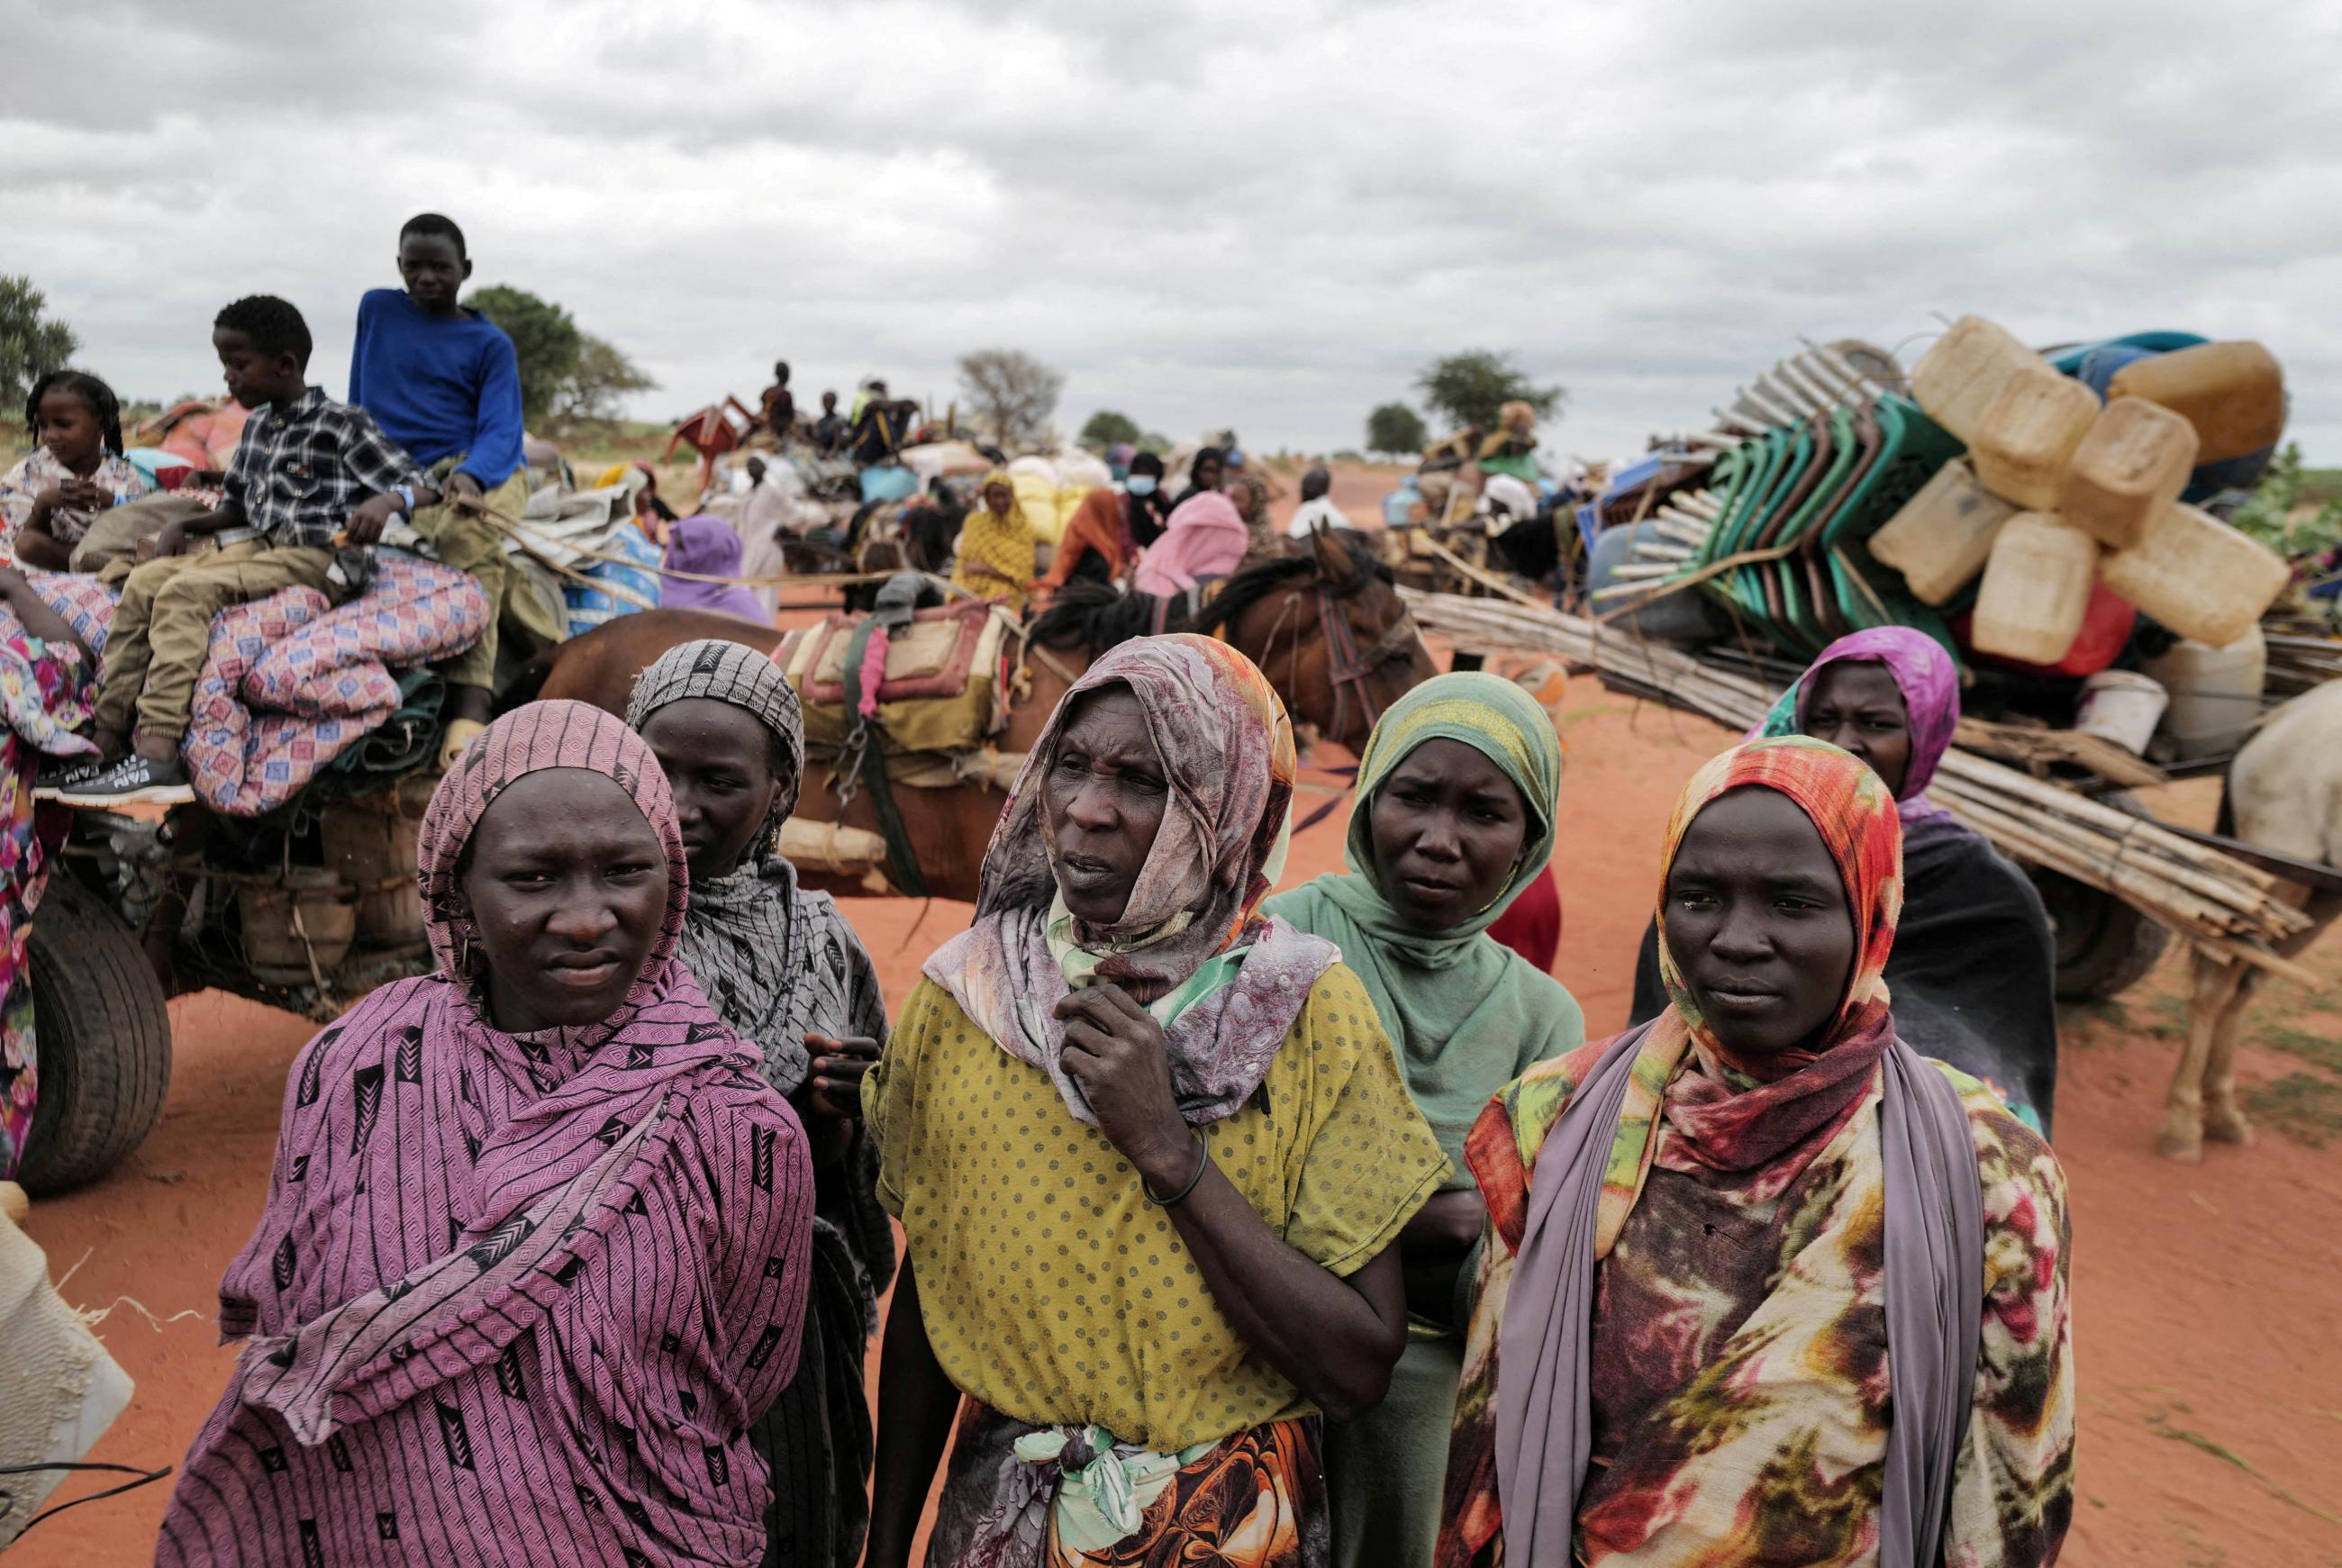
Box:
1684, 393, 1965, 658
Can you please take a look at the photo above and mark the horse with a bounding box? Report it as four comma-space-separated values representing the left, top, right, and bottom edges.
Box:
498, 529, 1434, 902
2160, 679, 2342, 1160
1028, 529, 1435, 753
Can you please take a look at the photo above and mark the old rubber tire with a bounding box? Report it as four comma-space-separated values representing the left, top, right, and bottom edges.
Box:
2029, 791, 2174, 1002
15, 875, 172, 1194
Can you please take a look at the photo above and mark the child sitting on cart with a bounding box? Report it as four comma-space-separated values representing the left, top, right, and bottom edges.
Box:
47, 295, 436, 807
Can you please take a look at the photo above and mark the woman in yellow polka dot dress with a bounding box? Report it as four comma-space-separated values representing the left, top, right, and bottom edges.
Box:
863, 635, 1448, 1568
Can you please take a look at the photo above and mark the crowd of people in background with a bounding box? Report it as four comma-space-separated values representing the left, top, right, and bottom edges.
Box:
0, 206, 2076, 1567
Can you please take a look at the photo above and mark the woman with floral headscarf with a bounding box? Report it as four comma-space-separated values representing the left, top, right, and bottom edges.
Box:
1628, 628, 2060, 1131
864, 635, 1449, 1568
628, 639, 890, 1568
950, 470, 1039, 611
158, 702, 815, 1567
1264, 673, 1584, 1568
1439, 738, 2074, 1568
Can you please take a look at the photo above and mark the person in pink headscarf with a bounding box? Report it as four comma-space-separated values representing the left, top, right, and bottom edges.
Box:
158, 701, 814, 1567
1131, 489, 1249, 598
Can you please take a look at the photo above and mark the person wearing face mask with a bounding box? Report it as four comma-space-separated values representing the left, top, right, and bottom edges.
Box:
1626, 628, 2059, 1134
1439, 737, 2074, 1568
1263, 674, 1585, 1568
1122, 450, 1174, 546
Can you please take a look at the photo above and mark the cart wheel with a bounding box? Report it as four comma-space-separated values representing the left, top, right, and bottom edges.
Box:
15, 875, 173, 1194
2029, 790, 2174, 1002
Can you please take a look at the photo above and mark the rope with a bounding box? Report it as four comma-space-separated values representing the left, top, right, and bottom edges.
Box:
462, 498, 970, 596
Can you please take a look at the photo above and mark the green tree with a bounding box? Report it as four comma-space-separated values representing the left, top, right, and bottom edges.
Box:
1366, 402, 1429, 457
1, 276, 81, 412
1414, 350, 1564, 433
2230, 441, 2342, 558
465, 285, 582, 425
553, 335, 658, 429
1079, 409, 1144, 451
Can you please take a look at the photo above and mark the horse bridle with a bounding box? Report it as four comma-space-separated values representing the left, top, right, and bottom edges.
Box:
1312, 572, 1421, 747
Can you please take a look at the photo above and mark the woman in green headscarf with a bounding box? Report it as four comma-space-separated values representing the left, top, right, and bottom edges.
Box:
1263, 671, 1584, 1568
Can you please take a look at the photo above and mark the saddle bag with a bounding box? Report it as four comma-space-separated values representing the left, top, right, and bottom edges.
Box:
783, 596, 1005, 757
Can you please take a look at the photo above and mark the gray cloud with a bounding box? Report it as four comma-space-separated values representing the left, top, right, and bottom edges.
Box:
3, 0, 2335, 462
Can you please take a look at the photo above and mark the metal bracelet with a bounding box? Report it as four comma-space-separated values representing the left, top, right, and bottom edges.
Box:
1142, 1132, 1211, 1208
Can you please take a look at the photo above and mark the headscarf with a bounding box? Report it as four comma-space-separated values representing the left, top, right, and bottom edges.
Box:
1758, 626, 1959, 826
422, 700, 693, 1017
950, 467, 1038, 610
1038, 485, 1136, 590
628, 639, 854, 1095
659, 512, 772, 622
922, 635, 1339, 1126
1493, 739, 1983, 1568
1131, 491, 1249, 597
1264, 673, 1579, 1180
250, 701, 769, 1446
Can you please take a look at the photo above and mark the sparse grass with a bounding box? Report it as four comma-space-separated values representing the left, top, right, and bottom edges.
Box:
2245, 1073, 2342, 1148
2148, 1413, 2342, 1526
2262, 1023, 2342, 1078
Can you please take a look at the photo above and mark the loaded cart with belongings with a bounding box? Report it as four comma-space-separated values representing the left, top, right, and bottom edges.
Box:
5, 507, 629, 1192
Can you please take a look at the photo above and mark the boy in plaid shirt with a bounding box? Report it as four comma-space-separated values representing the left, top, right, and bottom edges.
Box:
56, 296, 440, 805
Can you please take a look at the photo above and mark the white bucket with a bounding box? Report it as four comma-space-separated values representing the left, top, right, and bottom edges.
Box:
2074, 669, 2169, 755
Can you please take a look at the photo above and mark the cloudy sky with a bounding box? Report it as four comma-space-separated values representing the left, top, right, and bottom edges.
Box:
7, 0, 2339, 464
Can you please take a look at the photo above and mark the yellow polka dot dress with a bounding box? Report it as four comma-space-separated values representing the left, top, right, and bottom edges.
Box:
865, 963, 1449, 1454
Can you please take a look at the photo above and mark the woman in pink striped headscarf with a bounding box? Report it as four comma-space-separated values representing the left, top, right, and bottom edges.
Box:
157, 701, 814, 1567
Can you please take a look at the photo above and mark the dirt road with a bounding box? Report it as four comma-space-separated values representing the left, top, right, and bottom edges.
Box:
17, 678, 2342, 1566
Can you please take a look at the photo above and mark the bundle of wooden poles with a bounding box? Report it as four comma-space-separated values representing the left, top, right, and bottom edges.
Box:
1401, 584, 2319, 985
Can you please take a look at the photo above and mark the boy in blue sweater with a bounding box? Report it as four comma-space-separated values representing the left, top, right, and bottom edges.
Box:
349, 212, 555, 765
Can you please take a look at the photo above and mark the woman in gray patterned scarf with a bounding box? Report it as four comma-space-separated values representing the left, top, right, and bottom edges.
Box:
628, 638, 893, 1568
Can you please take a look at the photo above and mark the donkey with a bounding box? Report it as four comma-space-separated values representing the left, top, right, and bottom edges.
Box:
2160, 679, 2342, 1160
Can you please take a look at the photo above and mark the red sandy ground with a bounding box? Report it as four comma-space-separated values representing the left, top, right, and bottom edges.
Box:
17, 494, 2342, 1564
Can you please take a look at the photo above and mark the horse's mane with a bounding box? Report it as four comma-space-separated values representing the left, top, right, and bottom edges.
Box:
1201, 531, 1391, 634
1030, 583, 1159, 652
1027, 530, 1393, 659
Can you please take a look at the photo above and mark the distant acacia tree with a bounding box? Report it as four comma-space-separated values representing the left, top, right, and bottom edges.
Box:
1415, 350, 1564, 433
958, 349, 1064, 451
465, 285, 582, 425
1079, 409, 1144, 451
1, 276, 80, 412
554, 335, 658, 428
1366, 403, 1429, 458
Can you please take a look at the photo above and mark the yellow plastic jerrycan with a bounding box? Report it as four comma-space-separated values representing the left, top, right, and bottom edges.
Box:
1911, 316, 2048, 445
1970, 368, 2101, 511
2061, 397, 2200, 549
1971, 512, 2101, 665
2105, 341, 2284, 465
1866, 458, 2016, 605
2099, 503, 2290, 649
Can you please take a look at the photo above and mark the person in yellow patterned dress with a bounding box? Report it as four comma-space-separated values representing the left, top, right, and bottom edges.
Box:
950, 471, 1039, 612
864, 636, 1448, 1568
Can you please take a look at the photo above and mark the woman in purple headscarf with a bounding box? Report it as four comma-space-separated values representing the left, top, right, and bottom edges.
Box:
158, 701, 814, 1567
663, 512, 775, 624
1628, 628, 2061, 1132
